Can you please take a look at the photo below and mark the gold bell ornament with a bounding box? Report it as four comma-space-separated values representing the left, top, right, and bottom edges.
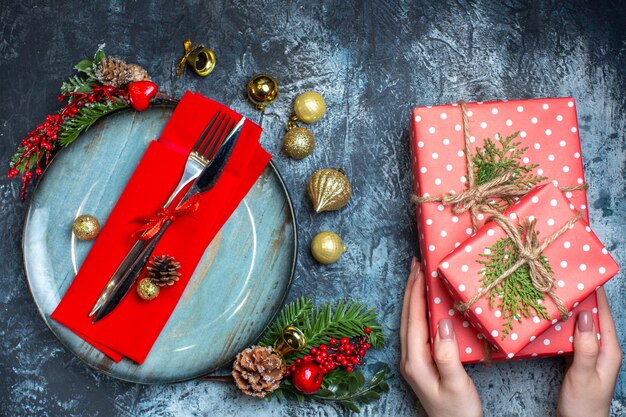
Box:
247, 74, 279, 111
310, 231, 347, 264
307, 168, 352, 213
72, 214, 100, 241
176, 39, 216, 77
273, 326, 307, 357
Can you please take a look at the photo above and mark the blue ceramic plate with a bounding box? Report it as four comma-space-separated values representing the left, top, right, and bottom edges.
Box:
22, 105, 296, 384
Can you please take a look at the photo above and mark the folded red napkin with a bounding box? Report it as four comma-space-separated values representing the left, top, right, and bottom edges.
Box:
51, 92, 271, 363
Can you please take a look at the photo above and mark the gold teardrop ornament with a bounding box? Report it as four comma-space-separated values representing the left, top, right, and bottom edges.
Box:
307, 168, 352, 213
310, 231, 347, 264
282, 126, 315, 159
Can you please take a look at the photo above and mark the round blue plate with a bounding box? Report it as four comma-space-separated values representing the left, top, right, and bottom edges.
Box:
22, 105, 296, 384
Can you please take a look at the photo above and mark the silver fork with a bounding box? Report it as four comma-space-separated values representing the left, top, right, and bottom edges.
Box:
88, 111, 236, 318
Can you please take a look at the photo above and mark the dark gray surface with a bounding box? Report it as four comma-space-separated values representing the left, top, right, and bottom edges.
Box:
0, 1, 624, 416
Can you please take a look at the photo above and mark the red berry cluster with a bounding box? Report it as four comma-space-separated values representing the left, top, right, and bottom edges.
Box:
285, 327, 373, 377
7, 84, 127, 199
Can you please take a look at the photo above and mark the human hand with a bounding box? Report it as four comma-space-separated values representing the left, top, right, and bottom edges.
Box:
400, 257, 483, 417
557, 288, 623, 417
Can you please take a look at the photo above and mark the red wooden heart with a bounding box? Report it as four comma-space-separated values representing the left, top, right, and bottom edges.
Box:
128, 81, 158, 111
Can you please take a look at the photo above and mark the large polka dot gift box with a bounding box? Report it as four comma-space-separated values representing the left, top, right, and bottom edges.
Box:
438, 184, 619, 357
410, 97, 602, 363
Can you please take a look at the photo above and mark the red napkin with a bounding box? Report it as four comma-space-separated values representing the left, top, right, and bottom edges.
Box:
51, 92, 272, 363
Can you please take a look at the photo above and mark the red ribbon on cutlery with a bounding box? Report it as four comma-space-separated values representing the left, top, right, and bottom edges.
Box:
133, 192, 201, 240
51, 92, 271, 363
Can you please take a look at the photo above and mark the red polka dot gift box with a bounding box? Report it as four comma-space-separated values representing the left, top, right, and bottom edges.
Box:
409, 97, 603, 363
438, 183, 619, 357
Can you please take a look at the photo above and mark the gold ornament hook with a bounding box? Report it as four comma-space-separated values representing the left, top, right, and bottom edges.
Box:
177, 39, 216, 77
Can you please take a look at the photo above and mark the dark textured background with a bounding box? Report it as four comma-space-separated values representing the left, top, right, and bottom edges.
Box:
1, 1, 624, 416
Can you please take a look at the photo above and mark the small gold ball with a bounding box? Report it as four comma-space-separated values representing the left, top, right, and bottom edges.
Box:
72, 214, 100, 241
247, 74, 279, 110
283, 126, 315, 159
310, 231, 347, 264
293, 91, 326, 123
137, 278, 160, 300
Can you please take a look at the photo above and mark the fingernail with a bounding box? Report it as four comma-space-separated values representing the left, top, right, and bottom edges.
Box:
411, 257, 417, 270
578, 311, 594, 332
439, 319, 454, 340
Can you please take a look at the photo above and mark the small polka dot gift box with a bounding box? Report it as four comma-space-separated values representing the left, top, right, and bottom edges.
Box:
438, 183, 619, 357
410, 97, 604, 362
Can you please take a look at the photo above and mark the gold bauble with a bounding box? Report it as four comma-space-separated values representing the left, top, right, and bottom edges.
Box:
72, 214, 100, 241
137, 278, 160, 300
310, 231, 347, 264
283, 126, 315, 159
247, 74, 279, 110
293, 91, 326, 123
307, 168, 352, 213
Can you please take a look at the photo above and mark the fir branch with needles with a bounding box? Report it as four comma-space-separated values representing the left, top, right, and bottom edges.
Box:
478, 233, 551, 338
472, 132, 547, 209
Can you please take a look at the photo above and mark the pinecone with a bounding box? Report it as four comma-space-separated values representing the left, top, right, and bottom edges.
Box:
232, 346, 285, 397
146, 255, 181, 287
95, 56, 151, 87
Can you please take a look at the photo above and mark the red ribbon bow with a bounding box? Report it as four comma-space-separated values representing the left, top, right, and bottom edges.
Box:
133, 193, 201, 240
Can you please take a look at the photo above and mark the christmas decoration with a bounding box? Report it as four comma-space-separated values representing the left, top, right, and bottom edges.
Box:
146, 255, 181, 287
282, 126, 315, 159
7, 45, 159, 200
72, 214, 100, 241
410, 97, 599, 362
128, 81, 158, 111
232, 346, 286, 398
137, 278, 160, 301
176, 39, 216, 77
310, 231, 346, 264
439, 184, 618, 356
291, 361, 324, 394
95, 56, 151, 87
232, 298, 389, 412
293, 91, 326, 123
307, 168, 352, 213
247, 74, 279, 111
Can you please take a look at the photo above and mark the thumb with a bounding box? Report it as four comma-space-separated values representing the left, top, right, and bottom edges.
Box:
570, 311, 599, 377
433, 319, 467, 388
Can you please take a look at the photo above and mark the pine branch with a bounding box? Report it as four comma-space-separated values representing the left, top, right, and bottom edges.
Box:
473, 132, 546, 209
478, 233, 551, 338
259, 297, 315, 347
58, 98, 129, 147
60, 75, 96, 95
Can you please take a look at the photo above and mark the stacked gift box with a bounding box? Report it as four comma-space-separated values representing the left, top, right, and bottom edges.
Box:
409, 98, 619, 362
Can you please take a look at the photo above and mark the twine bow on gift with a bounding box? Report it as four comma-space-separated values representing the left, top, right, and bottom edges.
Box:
455, 206, 583, 322
133, 193, 201, 240
411, 100, 588, 232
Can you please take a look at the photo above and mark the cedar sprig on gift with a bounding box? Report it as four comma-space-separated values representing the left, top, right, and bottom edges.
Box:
473, 132, 547, 209
478, 233, 551, 338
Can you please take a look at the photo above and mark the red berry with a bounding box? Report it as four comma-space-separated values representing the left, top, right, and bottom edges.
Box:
315, 355, 323, 363
35, 168, 42, 175
364, 343, 371, 350
291, 362, 324, 395
359, 349, 366, 356
346, 366, 353, 372
341, 359, 348, 367
351, 357, 359, 364
364, 327, 371, 334
340, 337, 349, 345
303, 355, 312, 362
319, 344, 328, 352
296, 358, 302, 364
329, 338, 337, 346
310, 347, 318, 355
290, 364, 296, 371
339, 346, 346, 352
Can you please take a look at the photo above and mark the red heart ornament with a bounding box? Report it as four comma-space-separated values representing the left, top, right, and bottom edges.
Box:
128, 81, 158, 111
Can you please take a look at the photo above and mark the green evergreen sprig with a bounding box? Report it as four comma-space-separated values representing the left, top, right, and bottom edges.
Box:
473, 132, 546, 209
478, 233, 551, 338
58, 98, 129, 146
260, 297, 384, 365
259, 297, 389, 412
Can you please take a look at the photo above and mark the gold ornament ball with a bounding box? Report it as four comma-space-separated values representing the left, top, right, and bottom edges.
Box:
293, 91, 326, 123
283, 126, 315, 159
72, 214, 101, 241
307, 168, 352, 213
137, 278, 160, 301
310, 231, 347, 264
247, 74, 279, 110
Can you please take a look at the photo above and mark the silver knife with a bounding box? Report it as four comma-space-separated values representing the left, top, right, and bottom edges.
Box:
90, 116, 246, 323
